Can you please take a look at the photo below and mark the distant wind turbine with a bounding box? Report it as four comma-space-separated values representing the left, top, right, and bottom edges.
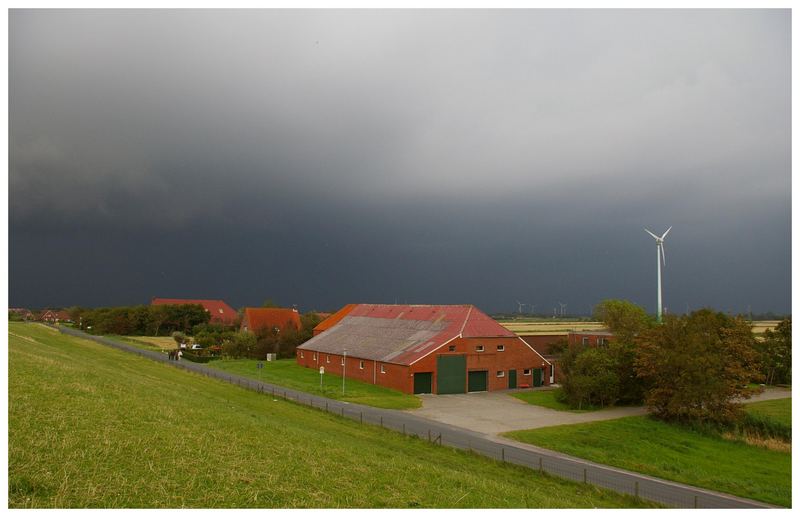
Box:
529, 304, 537, 315
645, 226, 672, 323
516, 301, 526, 314
558, 302, 567, 317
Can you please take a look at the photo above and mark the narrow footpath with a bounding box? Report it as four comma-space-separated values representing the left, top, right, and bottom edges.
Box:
58, 326, 782, 509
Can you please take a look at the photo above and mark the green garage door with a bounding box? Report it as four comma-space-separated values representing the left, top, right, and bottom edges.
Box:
468, 370, 488, 392
508, 369, 517, 389
413, 372, 433, 394
436, 355, 466, 394
533, 368, 543, 387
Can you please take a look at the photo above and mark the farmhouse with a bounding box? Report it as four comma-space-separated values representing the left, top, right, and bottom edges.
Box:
297, 304, 552, 394
240, 307, 301, 334
39, 309, 70, 323
151, 297, 238, 325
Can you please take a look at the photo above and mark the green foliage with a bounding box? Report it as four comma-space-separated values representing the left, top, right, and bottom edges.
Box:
505, 415, 790, 507
635, 310, 761, 425
9, 311, 24, 322
10, 323, 652, 508
593, 299, 653, 343
754, 318, 791, 385
738, 398, 792, 440
171, 331, 187, 345
180, 352, 220, 363
560, 347, 620, 409
80, 304, 211, 336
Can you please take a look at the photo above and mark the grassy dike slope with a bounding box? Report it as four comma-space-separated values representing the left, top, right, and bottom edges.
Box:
9, 323, 653, 508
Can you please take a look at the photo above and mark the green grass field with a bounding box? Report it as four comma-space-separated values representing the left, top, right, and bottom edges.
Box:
745, 398, 791, 427
9, 322, 655, 508
510, 389, 598, 412
505, 415, 791, 507
208, 358, 421, 410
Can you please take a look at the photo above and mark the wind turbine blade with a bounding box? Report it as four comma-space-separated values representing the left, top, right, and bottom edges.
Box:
661, 226, 672, 239
661, 244, 666, 266
644, 228, 659, 240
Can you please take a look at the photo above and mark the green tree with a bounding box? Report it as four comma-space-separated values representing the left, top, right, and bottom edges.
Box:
755, 318, 791, 385
635, 310, 761, 425
560, 347, 620, 409
593, 299, 652, 343
593, 299, 653, 404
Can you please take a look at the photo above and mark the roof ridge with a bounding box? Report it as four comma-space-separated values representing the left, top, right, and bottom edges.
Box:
458, 305, 473, 336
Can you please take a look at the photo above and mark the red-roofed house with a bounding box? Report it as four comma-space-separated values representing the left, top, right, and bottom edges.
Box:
151, 298, 238, 325
298, 304, 552, 394
241, 308, 301, 335
40, 309, 71, 323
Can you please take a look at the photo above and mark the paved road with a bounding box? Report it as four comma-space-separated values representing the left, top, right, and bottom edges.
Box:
410, 386, 791, 434
57, 326, 784, 509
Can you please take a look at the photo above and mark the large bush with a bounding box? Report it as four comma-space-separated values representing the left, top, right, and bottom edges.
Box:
560, 347, 620, 409
635, 310, 761, 425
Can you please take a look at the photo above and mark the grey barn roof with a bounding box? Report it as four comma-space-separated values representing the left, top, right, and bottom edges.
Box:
298, 315, 448, 363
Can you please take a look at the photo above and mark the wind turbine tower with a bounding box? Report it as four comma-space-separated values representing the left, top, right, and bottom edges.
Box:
645, 226, 672, 323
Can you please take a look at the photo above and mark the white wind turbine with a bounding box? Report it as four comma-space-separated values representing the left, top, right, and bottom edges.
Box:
644, 226, 672, 323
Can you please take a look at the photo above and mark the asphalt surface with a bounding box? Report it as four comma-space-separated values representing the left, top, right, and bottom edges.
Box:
57, 326, 784, 509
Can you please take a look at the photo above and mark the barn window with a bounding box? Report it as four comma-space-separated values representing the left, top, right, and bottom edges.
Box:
313, 352, 317, 360
581, 337, 589, 346
523, 369, 531, 376
448, 345, 456, 352
341, 356, 345, 365
497, 345, 505, 352
359, 360, 364, 369
476, 345, 484, 352
326, 355, 330, 363
497, 371, 505, 378
598, 338, 607, 347
300, 351, 304, 358
380, 364, 386, 374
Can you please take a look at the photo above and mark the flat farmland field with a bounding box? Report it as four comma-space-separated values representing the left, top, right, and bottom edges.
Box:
499, 321, 606, 335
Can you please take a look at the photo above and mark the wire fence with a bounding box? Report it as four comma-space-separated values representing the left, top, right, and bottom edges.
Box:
57, 326, 775, 509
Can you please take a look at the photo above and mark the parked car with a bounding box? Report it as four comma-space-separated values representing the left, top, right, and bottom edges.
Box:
190, 344, 203, 350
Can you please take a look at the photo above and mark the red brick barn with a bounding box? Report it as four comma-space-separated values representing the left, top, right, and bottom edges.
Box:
297, 304, 552, 394
39, 309, 71, 324
519, 334, 567, 383
151, 298, 238, 325
567, 330, 614, 348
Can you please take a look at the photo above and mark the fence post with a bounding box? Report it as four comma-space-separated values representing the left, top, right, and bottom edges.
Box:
326, 401, 329, 412
360, 412, 363, 424
694, 495, 698, 508
501, 448, 505, 462
539, 457, 543, 473
403, 423, 406, 435
428, 430, 431, 442
380, 416, 383, 427
583, 469, 587, 483
341, 407, 344, 417
635, 481, 639, 499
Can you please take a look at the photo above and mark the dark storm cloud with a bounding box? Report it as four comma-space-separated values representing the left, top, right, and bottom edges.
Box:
9, 9, 791, 314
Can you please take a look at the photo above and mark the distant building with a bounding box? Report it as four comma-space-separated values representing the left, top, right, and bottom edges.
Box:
567, 330, 615, 348
299, 304, 552, 394
9, 308, 33, 320
240, 307, 301, 334
40, 309, 71, 323
151, 298, 238, 325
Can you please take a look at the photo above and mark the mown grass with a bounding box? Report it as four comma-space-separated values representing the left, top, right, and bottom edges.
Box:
745, 398, 791, 427
9, 322, 655, 508
510, 388, 598, 412
505, 415, 791, 507
208, 358, 421, 410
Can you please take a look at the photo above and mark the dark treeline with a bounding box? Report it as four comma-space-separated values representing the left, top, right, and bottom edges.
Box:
224, 312, 322, 360
70, 304, 214, 336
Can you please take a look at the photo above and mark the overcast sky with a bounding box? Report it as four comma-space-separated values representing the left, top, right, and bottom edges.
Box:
9, 9, 791, 315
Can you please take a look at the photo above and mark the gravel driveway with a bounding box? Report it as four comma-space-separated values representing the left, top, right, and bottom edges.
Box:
410, 387, 791, 435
